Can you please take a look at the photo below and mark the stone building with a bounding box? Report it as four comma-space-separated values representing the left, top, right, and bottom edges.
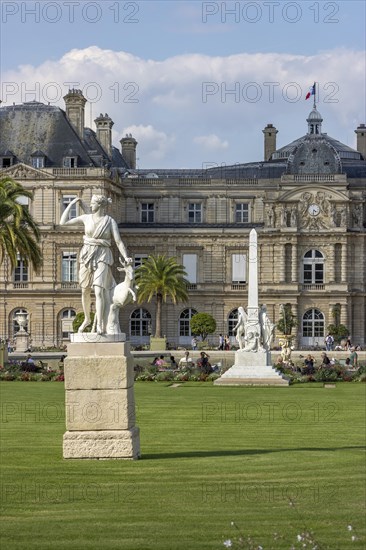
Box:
0, 91, 365, 349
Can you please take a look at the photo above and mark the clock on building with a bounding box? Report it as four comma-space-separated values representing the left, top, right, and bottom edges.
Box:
308, 204, 320, 216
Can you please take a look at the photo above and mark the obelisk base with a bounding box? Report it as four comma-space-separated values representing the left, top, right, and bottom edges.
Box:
214, 351, 289, 386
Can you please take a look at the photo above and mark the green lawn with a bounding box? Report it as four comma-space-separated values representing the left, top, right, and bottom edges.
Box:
0, 382, 365, 549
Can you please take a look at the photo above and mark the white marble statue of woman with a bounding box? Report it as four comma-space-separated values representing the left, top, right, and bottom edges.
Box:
233, 306, 247, 351
259, 305, 275, 351
60, 195, 131, 334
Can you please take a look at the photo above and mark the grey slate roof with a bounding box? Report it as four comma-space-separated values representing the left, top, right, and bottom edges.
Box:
0, 101, 128, 169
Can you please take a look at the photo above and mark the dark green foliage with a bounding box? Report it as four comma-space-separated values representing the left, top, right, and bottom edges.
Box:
327, 323, 349, 343
72, 311, 95, 332
276, 303, 296, 336
190, 312, 216, 340
0, 177, 42, 270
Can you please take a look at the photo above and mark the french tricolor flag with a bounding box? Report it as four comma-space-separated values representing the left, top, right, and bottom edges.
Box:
306, 83, 316, 100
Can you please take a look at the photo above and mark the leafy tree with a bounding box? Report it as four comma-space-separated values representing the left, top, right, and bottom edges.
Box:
190, 312, 216, 341
327, 324, 349, 343
276, 303, 296, 336
135, 255, 189, 338
328, 304, 349, 343
0, 177, 42, 270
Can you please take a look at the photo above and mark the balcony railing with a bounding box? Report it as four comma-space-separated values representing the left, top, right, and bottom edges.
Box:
61, 282, 79, 289
302, 283, 325, 291
186, 284, 197, 290
13, 282, 29, 289
231, 283, 247, 291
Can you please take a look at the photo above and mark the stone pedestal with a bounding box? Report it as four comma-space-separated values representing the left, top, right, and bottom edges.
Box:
15, 331, 29, 352
63, 340, 141, 459
214, 351, 289, 386
149, 337, 167, 351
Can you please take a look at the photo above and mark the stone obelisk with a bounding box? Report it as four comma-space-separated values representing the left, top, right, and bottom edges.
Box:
215, 229, 288, 385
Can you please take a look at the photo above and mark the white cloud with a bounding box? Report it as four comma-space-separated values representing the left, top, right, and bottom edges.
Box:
119, 124, 176, 163
194, 134, 229, 150
2, 46, 364, 167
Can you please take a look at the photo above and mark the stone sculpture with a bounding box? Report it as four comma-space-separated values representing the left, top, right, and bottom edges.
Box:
60, 195, 132, 335
107, 258, 138, 335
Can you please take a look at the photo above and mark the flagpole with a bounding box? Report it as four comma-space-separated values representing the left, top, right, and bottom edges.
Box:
313, 82, 316, 109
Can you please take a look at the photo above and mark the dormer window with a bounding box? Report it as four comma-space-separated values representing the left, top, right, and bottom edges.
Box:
1, 150, 15, 167
30, 150, 46, 168
63, 156, 78, 168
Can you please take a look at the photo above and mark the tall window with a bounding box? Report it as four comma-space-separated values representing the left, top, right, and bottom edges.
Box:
14, 256, 28, 282
235, 203, 249, 223
232, 254, 246, 283
302, 309, 325, 338
62, 252, 77, 282
141, 203, 154, 223
130, 308, 151, 337
303, 250, 324, 284
61, 309, 76, 339
188, 203, 202, 223
228, 309, 239, 336
179, 308, 198, 336
183, 254, 197, 284
62, 195, 77, 220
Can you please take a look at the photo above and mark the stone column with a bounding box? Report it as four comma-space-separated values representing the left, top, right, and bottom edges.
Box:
341, 243, 347, 283
279, 244, 285, 283
291, 244, 297, 283
291, 302, 298, 349
340, 303, 348, 328
330, 244, 336, 283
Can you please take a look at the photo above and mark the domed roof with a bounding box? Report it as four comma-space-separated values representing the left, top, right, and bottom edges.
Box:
307, 107, 323, 122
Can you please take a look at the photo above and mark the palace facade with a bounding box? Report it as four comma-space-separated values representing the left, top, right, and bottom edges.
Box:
0, 91, 365, 349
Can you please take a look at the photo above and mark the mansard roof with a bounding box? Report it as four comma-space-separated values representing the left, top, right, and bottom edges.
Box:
0, 101, 128, 169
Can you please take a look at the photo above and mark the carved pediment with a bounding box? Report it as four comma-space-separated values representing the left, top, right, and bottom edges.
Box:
0, 163, 55, 180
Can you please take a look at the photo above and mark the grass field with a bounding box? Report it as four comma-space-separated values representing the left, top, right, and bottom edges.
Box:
0, 382, 365, 549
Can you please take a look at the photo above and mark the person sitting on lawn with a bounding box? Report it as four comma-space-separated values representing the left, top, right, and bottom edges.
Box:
169, 355, 178, 369
179, 351, 193, 369
349, 347, 359, 368
197, 352, 212, 374
156, 355, 167, 369
302, 354, 315, 375
320, 352, 331, 367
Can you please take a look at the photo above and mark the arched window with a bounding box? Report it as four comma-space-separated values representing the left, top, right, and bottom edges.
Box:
179, 308, 198, 337
60, 309, 76, 340
12, 308, 28, 336
130, 308, 151, 337
228, 309, 238, 336
303, 250, 324, 285
302, 309, 324, 339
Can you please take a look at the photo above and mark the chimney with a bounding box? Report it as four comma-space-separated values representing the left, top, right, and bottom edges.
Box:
262, 123, 278, 161
63, 89, 87, 139
355, 123, 366, 159
120, 134, 138, 169
95, 113, 114, 157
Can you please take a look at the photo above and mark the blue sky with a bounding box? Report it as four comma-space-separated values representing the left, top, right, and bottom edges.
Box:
1, 1, 365, 167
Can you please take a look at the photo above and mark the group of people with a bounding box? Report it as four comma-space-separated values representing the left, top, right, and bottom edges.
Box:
218, 334, 231, 351
151, 351, 215, 375
301, 348, 359, 374
325, 333, 361, 352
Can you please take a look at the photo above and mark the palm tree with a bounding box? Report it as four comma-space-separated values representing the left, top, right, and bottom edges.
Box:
135, 255, 189, 338
0, 177, 42, 270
